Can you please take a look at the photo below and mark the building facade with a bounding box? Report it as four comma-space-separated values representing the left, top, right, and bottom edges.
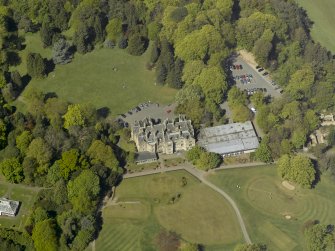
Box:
131, 115, 195, 154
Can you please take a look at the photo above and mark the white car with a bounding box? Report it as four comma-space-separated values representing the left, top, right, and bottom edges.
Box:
250, 107, 257, 113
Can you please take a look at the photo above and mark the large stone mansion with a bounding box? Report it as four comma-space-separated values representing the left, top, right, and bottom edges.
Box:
131, 115, 196, 154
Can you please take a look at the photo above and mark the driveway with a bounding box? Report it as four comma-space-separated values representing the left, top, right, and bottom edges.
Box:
230, 55, 282, 98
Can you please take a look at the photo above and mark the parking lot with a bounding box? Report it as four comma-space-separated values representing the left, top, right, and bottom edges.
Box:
115, 102, 177, 126
230, 55, 282, 98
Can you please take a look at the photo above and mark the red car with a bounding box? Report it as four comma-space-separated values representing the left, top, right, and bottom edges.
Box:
166, 109, 172, 113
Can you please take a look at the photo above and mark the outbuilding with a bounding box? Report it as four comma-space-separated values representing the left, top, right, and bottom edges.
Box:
0, 198, 20, 217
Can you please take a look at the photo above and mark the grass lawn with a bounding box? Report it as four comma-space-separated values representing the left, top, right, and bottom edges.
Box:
295, 0, 335, 53
0, 180, 40, 231
94, 171, 243, 251
208, 165, 335, 251
14, 33, 177, 115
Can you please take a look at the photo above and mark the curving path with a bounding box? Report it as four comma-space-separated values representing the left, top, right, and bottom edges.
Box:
123, 164, 252, 244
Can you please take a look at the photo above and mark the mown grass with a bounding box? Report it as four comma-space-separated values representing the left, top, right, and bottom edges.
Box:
0, 180, 40, 231
15, 33, 177, 115
208, 165, 335, 251
295, 0, 335, 53
94, 171, 243, 251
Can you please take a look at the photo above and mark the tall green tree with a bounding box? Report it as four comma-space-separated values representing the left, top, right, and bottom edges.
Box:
32, 219, 58, 251
67, 170, 100, 213
0, 158, 24, 183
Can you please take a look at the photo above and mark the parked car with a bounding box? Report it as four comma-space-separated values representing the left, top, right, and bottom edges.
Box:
256, 65, 261, 69
250, 107, 257, 113
263, 72, 269, 76
258, 68, 264, 72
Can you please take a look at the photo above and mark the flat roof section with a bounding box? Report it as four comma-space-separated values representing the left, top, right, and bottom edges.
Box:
198, 121, 259, 155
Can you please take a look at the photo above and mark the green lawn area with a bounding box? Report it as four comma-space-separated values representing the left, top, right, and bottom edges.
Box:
208, 166, 335, 251
295, 0, 335, 53
93, 171, 243, 251
15, 33, 177, 115
0, 180, 40, 231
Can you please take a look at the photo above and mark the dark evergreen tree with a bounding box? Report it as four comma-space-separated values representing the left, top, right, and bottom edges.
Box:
127, 33, 147, 56
26, 53, 46, 79
73, 24, 92, 54
155, 60, 167, 85
150, 41, 160, 64
40, 19, 54, 48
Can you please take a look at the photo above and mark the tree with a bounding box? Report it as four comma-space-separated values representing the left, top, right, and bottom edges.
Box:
255, 139, 273, 163
186, 146, 221, 170
193, 66, 227, 104
179, 242, 199, 251
57, 149, 88, 180
71, 230, 94, 251
52, 38, 73, 65
327, 126, 335, 146
175, 25, 223, 62
26, 53, 46, 79
67, 170, 100, 213
197, 151, 222, 171
73, 24, 92, 54
0, 119, 7, 149
182, 60, 205, 85
286, 65, 314, 100
231, 104, 253, 123
291, 129, 307, 149
32, 219, 58, 251
277, 154, 316, 188
304, 224, 334, 251
106, 18, 122, 42
234, 243, 267, 251
127, 33, 147, 56
40, 18, 54, 47
228, 86, 248, 106
148, 21, 161, 40
26, 138, 53, 170
186, 145, 204, 165
16, 130, 33, 155
63, 104, 86, 129
0, 158, 24, 183
87, 140, 119, 169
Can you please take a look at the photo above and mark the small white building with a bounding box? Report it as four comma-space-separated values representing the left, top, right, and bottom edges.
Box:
0, 198, 20, 217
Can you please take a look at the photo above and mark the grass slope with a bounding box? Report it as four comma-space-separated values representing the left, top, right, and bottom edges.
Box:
94, 171, 243, 251
208, 166, 335, 251
16, 33, 177, 115
0, 180, 40, 231
295, 0, 335, 53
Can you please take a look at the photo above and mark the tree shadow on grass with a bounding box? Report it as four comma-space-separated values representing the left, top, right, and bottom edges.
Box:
311, 158, 321, 188
45, 59, 55, 75
97, 107, 110, 119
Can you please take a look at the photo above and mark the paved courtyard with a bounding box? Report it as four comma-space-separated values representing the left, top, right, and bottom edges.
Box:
121, 103, 177, 125
230, 55, 282, 98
